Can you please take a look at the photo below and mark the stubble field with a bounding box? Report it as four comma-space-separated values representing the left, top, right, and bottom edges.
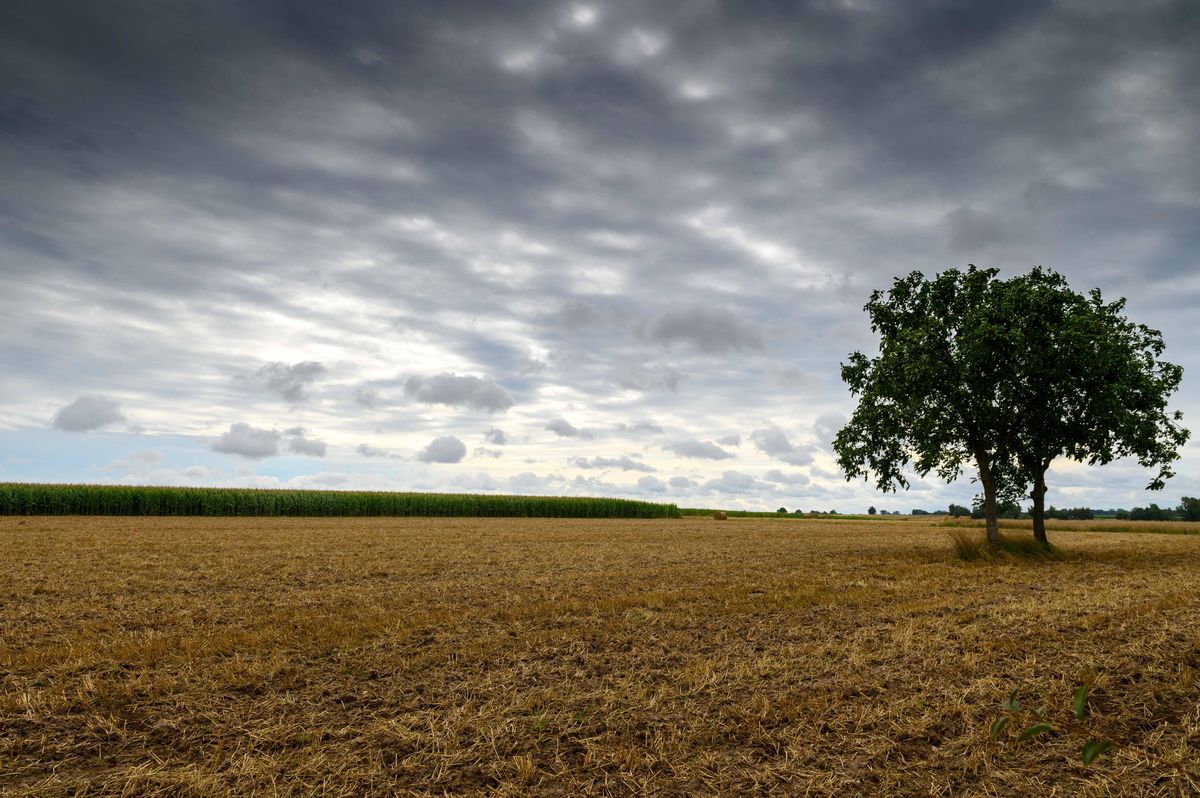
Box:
2, 516, 1198, 796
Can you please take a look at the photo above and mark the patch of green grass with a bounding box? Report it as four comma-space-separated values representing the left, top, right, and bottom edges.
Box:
950, 530, 1068, 562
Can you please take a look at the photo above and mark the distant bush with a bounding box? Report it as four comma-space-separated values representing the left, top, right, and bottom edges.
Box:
972, 498, 1022, 520
1129, 503, 1173, 521
1044, 506, 1095, 520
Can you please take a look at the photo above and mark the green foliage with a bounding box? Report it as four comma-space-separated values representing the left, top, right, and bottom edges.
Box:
835, 266, 1009, 495
867, 506, 877, 515
834, 265, 1188, 546
948, 503, 971, 518
1016, 723, 1053, 742
989, 716, 1009, 739
1179, 497, 1200, 522
1082, 739, 1114, 764
1130, 503, 1174, 521
990, 684, 1113, 765
1072, 684, 1089, 721
0, 483, 681, 519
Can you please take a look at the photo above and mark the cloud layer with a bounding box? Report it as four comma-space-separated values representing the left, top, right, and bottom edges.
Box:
1, 1, 1196, 510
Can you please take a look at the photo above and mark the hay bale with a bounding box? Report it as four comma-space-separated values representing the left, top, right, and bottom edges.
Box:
714, 511, 728, 520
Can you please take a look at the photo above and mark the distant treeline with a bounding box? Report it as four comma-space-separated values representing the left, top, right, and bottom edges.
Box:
955, 497, 1200, 522
0, 483, 682, 519
1115, 500, 1200, 522
877, 499, 1200, 521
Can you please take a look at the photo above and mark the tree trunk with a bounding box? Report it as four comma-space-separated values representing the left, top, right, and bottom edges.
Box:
977, 451, 1000, 546
1030, 465, 1049, 547
983, 482, 999, 546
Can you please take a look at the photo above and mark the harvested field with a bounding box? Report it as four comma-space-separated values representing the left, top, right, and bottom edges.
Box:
2, 516, 1199, 796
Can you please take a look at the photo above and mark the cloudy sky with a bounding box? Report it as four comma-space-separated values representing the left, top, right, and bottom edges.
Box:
1, 0, 1197, 512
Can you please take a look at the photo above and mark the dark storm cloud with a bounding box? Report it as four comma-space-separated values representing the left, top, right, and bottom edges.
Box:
405, 374, 514, 414
51, 395, 124, 431
1, 0, 1197, 503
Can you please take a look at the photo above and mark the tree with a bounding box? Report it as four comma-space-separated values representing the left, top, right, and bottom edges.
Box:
835, 266, 1034, 544
868, 505, 877, 515
999, 267, 1188, 544
948, 503, 971, 518
777, 506, 788, 513
833, 266, 1188, 546
1179, 497, 1200, 522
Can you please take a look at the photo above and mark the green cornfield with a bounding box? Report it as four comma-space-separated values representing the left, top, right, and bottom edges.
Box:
0, 483, 681, 519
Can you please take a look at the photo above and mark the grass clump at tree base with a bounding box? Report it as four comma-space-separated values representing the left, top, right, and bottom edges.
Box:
950, 530, 1069, 562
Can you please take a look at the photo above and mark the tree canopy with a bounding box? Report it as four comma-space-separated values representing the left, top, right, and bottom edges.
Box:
833, 265, 1188, 545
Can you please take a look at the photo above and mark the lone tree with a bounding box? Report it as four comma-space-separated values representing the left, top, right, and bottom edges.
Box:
1000, 267, 1188, 543
833, 266, 1188, 546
